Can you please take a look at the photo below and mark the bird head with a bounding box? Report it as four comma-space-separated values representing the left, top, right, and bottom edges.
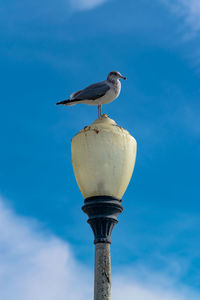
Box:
107, 71, 127, 82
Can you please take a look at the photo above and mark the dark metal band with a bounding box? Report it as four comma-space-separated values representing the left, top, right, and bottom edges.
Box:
82, 196, 123, 244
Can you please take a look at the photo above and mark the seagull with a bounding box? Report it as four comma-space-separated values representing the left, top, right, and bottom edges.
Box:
56, 71, 126, 119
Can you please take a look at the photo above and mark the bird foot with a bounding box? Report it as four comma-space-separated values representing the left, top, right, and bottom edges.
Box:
99, 114, 108, 119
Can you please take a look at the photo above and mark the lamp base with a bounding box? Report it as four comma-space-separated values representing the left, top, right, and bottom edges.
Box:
82, 196, 123, 244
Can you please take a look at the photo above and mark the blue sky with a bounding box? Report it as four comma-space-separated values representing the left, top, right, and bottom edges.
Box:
0, 0, 200, 299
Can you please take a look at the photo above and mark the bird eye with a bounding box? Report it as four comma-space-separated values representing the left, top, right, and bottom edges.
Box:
110, 71, 118, 76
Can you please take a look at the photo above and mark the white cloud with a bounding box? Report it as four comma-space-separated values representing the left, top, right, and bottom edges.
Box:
113, 277, 197, 300
0, 197, 92, 300
162, 0, 200, 37
70, 0, 108, 11
0, 196, 199, 300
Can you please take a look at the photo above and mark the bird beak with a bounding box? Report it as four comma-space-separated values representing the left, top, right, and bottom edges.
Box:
120, 75, 127, 80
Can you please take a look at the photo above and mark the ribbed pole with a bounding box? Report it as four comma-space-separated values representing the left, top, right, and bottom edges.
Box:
94, 243, 111, 300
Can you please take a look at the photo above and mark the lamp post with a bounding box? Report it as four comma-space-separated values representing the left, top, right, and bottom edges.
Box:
71, 117, 137, 300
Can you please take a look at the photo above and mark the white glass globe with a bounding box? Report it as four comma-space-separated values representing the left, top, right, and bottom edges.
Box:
71, 117, 137, 199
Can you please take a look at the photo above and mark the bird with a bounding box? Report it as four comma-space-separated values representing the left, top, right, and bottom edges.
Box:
56, 71, 126, 119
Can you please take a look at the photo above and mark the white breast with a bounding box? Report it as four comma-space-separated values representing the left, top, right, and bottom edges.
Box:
97, 80, 121, 104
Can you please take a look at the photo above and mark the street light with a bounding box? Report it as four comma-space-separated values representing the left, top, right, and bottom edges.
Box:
71, 116, 137, 300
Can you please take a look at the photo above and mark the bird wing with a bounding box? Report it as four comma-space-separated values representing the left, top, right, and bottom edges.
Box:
70, 81, 110, 101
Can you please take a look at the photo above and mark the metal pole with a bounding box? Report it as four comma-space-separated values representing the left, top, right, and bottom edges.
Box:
82, 196, 123, 300
94, 243, 111, 300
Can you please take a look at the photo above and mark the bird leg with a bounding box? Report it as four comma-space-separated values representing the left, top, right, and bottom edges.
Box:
98, 105, 102, 119
98, 105, 108, 119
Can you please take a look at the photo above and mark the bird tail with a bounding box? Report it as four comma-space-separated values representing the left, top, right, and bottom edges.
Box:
56, 99, 75, 106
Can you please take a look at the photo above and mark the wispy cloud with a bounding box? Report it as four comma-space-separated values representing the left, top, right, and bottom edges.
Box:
0, 196, 199, 300
70, 0, 109, 11
162, 0, 200, 38
113, 274, 199, 300
182, 104, 200, 136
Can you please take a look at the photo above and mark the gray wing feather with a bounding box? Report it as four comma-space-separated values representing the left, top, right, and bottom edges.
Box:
71, 81, 110, 101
